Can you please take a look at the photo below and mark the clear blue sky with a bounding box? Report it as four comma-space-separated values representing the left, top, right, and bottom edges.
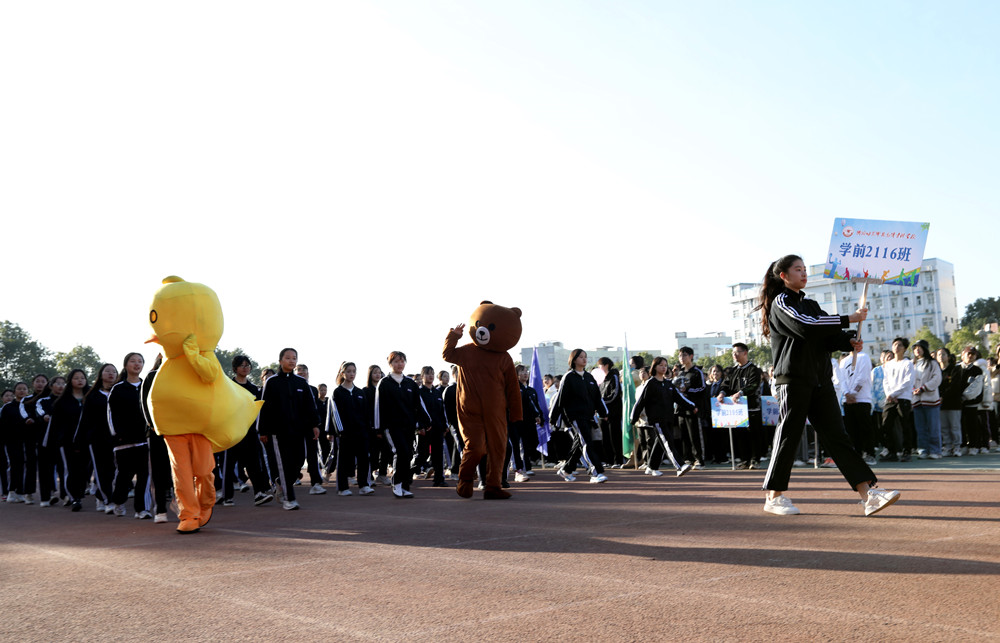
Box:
1, 1, 996, 385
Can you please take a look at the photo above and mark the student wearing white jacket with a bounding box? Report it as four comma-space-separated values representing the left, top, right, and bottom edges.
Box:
910, 340, 943, 459
882, 337, 916, 462
840, 347, 875, 463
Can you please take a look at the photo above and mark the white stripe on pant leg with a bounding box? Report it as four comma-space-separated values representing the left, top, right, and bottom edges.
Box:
762, 383, 789, 490
271, 435, 291, 496
59, 447, 71, 499
89, 445, 109, 503
655, 423, 682, 470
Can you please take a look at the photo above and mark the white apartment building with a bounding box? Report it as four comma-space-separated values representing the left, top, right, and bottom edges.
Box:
520, 342, 661, 375
673, 331, 733, 358
728, 258, 959, 358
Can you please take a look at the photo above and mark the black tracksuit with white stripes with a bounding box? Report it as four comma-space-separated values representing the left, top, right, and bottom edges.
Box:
107, 379, 151, 513
256, 371, 320, 502
332, 384, 371, 491
630, 377, 694, 470
374, 375, 431, 490
549, 370, 609, 476
763, 287, 876, 492
221, 379, 271, 501
73, 389, 115, 505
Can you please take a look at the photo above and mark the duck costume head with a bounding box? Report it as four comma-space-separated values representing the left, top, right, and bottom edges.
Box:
146, 276, 263, 452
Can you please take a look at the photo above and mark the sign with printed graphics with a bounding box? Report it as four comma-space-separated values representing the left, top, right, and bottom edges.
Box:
711, 397, 749, 428
824, 218, 930, 286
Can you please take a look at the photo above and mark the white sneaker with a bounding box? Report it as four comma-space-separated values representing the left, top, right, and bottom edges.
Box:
928, 453, 942, 460
348, 477, 357, 486
282, 500, 300, 510
113, 504, 127, 517
589, 473, 608, 484
649, 468, 664, 477
136, 511, 152, 520
475, 483, 485, 491
338, 489, 352, 496
392, 484, 413, 499
514, 472, 530, 483
524, 469, 536, 477
557, 469, 576, 482
95, 500, 106, 512
22, 493, 34, 505
764, 495, 800, 515
154, 513, 168, 523
376, 475, 393, 486
105, 503, 115, 515
676, 463, 693, 477
309, 484, 327, 495
864, 488, 900, 516
792, 459, 805, 467
359, 486, 374, 496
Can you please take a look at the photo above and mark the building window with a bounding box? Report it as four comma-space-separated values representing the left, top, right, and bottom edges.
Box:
852, 282, 858, 292
893, 320, 900, 331
824, 292, 832, 303
903, 297, 909, 307
916, 295, 922, 305
867, 323, 872, 333
733, 310, 739, 318
928, 293, 934, 304
878, 321, 886, 332
891, 298, 897, 309
905, 319, 911, 329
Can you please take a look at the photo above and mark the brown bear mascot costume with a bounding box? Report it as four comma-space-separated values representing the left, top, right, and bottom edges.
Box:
443, 301, 523, 499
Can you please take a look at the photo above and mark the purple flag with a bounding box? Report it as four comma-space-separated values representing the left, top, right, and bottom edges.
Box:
529, 347, 551, 456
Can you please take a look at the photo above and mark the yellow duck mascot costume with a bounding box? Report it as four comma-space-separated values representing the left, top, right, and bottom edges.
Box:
145, 276, 264, 534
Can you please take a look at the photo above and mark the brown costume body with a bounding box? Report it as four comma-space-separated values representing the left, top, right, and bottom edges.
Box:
442, 302, 523, 498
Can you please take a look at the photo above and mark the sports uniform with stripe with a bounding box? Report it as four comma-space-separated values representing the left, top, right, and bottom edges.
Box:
763, 287, 876, 493
374, 374, 431, 492
331, 384, 371, 491
549, 369, 609, 477
255, 370, 320, 504
630, 376, 694, 471
107, 379, 152, 515
73, 389, 116, 507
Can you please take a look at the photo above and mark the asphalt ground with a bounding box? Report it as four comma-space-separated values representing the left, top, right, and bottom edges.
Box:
2, 456, 998, 642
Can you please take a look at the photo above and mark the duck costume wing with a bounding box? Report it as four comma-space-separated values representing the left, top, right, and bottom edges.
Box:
145, 276, 264, 452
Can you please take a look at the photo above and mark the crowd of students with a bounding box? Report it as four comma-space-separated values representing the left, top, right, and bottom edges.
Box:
1, 331, 996, 521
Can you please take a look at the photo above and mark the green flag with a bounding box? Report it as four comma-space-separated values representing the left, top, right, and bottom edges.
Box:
621, 341, 636, 459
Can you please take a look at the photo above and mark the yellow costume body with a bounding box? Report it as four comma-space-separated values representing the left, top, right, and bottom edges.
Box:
146, 276, 264, 533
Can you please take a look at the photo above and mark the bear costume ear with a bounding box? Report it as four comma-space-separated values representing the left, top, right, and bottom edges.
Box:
511, 308, 522, 318
480, 300, 493, 305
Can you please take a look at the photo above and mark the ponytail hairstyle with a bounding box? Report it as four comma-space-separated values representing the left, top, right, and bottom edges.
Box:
754, 254, 803, 339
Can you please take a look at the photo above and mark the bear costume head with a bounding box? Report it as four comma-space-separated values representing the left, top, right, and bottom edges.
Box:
468, 301, 522, 353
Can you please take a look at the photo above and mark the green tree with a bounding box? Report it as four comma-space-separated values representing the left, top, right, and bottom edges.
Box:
748, 342, 773, 368
960, 297, 1000, 329
0, 321, 56, 391
946, 326, 986, 356
214, 346, 260, 381
696, 352, 734, 370
54, 345, 106, 382
911, 327, 944, 353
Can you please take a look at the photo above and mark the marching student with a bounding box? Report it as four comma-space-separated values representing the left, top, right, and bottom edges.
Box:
415, 366, 448, 487
631, 355, 695, 477
374, 351, 431, 498
44, 371, 88, 508
220, 355, 274, 508
256, 348, 321, 510
72, 363, 118, 512
331, 362, 374, 496
910, 339, 943, 459
597, 357, 624, 469
35, 375, 67, 506
756, 254, 899, 517
1, 382, 30, 502
294, 363, 326, 495
16, 374, 50, 504
509, 364, 541, 482
365, 365, 393, 486
676, 348, 707, 468
442, 365, 462, 481
107, 352, 153, 518
548, 349, 609, 483
140, 355, 173, 523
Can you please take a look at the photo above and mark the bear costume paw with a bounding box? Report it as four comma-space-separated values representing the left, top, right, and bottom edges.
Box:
177, 519, 201, 534
456, 480, 474, 498
483, 487, 511, 500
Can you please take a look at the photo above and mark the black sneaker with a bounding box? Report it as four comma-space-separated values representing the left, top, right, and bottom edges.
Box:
71, 500, 82, 512
254, 492, 274, 506
222, 499, 235, 507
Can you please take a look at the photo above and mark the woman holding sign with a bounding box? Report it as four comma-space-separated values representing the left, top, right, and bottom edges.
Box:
756, 255, 899, 517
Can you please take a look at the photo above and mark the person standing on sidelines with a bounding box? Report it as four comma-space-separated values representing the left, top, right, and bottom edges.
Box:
911, 339, 943, 459
718, 343, 763, 469
676, 348, 707, 468
755, 254, 899, 517
256, 348, 321, 510
840, 344, 876, 465
882, 338, 915, 462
